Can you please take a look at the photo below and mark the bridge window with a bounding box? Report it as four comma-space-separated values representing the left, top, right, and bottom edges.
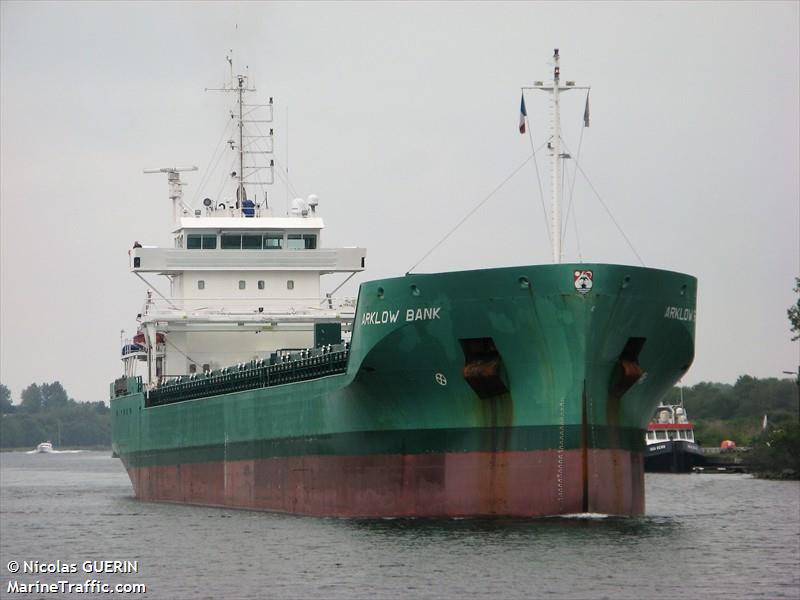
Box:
221, 232, 285, 249
238, 280, 246, 290
197, 280, 205, 290
242, 234, 262, 249
258, 280, 265, 290
655, 431, 667, 440
687, 431, 694, 441
646, 432, 655, 441
221, 234, 242, 249
187, 234, 217, 249
287, 234, 317, 250
287, 280, 294, 290
264, 233, 283, 249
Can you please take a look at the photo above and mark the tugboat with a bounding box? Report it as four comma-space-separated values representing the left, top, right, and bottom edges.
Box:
644, 394, 704, 473
110, 50, 696, 517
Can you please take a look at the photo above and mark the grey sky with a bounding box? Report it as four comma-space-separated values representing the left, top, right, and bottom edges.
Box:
1, 1, 798, 404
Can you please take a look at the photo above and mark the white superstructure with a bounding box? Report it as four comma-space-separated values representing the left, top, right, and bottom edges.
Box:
645, 402, 697, 445
123, 59, 366, 387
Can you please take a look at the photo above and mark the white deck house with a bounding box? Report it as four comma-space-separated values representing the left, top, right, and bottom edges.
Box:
127, 205, 365, 385
122, 62, 365, 387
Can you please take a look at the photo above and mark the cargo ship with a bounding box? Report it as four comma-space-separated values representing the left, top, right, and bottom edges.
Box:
111, 50, 696, 517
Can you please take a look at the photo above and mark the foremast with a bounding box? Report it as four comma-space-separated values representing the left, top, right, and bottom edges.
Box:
523, 49, 590, 263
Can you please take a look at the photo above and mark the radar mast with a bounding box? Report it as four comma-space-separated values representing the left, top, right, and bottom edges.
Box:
206, 52, 275, 213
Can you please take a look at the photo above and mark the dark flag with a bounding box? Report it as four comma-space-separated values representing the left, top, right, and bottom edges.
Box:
583, 93, 590, 128
519, 94, 527, 134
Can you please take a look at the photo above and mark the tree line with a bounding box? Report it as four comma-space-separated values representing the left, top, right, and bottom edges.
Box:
0, 382, 110, 449
659, 375, 798, 448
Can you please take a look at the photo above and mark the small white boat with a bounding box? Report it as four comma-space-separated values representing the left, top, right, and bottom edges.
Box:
35, 441, 54, 453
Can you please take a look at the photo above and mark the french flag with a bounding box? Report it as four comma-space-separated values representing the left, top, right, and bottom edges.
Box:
519, 94, 527, 134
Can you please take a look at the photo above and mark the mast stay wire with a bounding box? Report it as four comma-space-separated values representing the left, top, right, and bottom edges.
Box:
221, 114, 298, 212
568, 160, 584, 262
190, 118, 235, 207
406, 145, 546, 275
561, 109, 587, 261
560, 137, 646, 267
561, 159, 583, 262
211, 144, 240, 205
250, 119, 300, 203
524, 92, 552, 249
204, 133, 237, 205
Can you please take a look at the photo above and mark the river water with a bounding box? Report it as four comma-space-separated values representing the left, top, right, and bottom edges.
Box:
0, 451, 797, 599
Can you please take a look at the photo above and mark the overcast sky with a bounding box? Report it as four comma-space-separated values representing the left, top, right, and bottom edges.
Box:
1, 1, 798, 404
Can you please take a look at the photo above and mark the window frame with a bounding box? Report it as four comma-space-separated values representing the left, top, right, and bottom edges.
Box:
221, 234, 243, 249
263, 232, 284, 250
241, 233, 263, 250
287, 233, 317, 250
187, 234, 218, 249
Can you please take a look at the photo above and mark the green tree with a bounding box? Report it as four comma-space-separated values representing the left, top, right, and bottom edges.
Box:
0, 415, 24, 447
789, 276, 800, 341
0, 384, 13, 414
0, 381, 112, 449
750, 421, 800, 478
19, 384, 43, 413
90, 401, 109, 414
41, 381, 71, 410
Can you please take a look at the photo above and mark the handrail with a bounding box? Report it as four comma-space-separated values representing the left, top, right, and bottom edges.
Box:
140, 295, 356, 318
146, 346, 350, 407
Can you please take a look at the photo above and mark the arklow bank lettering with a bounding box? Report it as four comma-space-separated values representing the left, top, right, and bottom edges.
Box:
361, 307, 441, 326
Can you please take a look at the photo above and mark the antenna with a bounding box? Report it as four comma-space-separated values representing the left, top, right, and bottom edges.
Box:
143, 166, 198, 225
206, 55, 275, 216
523, 49, 591, 263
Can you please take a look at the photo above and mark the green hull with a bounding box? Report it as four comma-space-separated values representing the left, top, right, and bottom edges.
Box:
111, 263, 696, 517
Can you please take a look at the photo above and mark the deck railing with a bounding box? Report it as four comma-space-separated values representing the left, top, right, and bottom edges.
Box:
139, 296, 356, 321
145, 345, 350, 407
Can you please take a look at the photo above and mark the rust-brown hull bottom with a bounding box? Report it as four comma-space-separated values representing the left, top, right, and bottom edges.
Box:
126, 449, 645, 517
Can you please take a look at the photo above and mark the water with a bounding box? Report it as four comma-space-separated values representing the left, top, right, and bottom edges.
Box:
1, 452, 798, 599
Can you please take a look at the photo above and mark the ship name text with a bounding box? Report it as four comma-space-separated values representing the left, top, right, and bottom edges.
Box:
663, 306, 695, 322
361, 307, 441, 326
